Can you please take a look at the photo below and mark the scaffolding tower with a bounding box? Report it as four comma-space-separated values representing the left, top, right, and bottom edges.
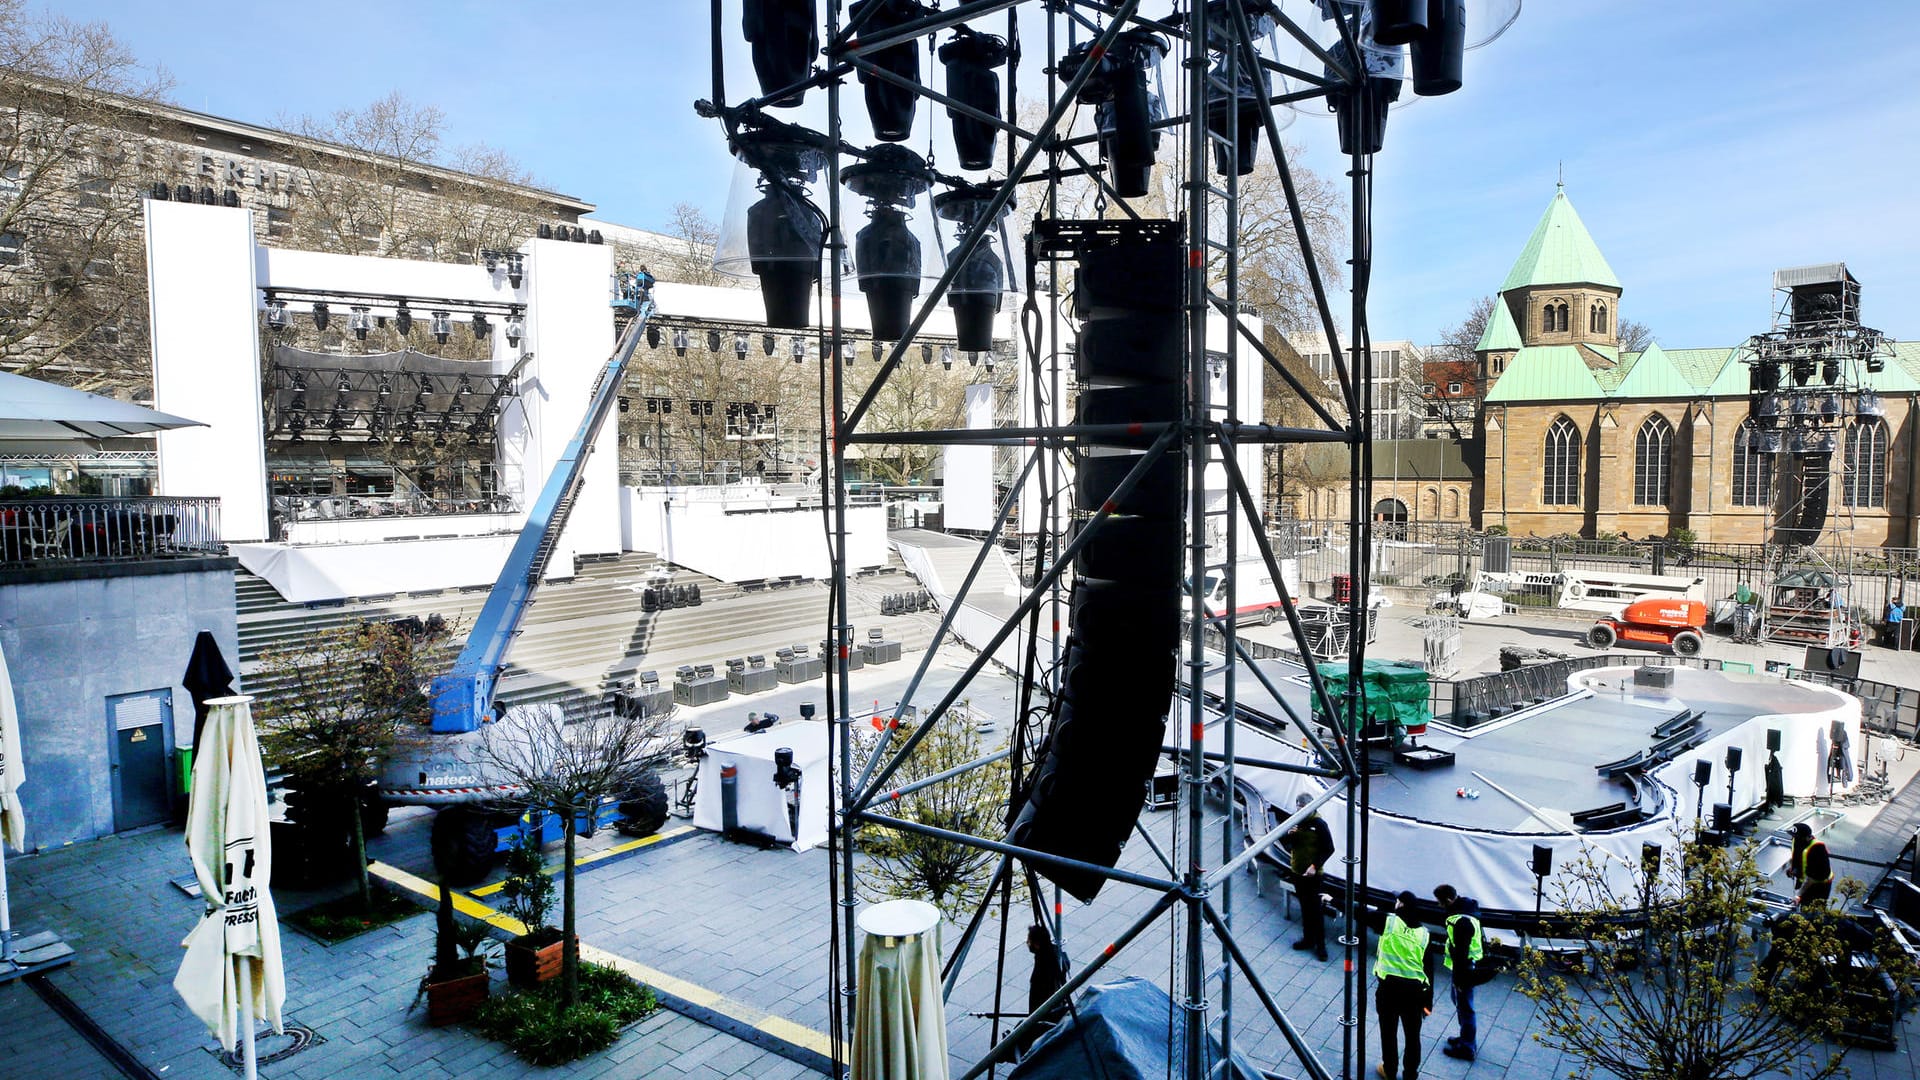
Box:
700, 3, 1512, 1077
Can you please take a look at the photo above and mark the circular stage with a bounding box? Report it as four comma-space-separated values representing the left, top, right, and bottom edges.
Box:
1201, 663, 1862, 927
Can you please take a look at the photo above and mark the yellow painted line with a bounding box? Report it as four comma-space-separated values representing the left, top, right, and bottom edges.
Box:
470, 825, 694, 897
368, 858, 832, 1058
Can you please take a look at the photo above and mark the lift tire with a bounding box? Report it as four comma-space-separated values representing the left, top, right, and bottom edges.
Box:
1587, 623, 1618, 649
1261, 606, 1278, 627
360, 796, 391, 839
431, 806, 500, 885
618, 770, 670, 838
1672, 631, 1703, 657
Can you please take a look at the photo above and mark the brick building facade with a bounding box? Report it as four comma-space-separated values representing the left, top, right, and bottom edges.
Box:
1477, 187, 1917, 546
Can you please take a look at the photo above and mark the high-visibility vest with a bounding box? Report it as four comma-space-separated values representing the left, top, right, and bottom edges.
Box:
1374, 914, 1430, 984
1443, 913, 1483, 971
1802, 841, 1834, 885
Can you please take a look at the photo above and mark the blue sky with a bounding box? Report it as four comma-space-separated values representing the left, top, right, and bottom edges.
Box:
64, 1, 1919, 347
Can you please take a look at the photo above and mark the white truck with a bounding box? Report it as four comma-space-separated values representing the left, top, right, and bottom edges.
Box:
1191, 557, 1302, 625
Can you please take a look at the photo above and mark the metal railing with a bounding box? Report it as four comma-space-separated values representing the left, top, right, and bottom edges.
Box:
274, 492, 517, 525
0, 496, 223, 566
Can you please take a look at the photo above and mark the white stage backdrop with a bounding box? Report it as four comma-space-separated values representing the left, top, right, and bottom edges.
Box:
942, 384, 995, 532
692, 721, 834, 852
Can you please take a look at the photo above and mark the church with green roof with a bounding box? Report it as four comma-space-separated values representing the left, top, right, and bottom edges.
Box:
1473, 186, 1915, 545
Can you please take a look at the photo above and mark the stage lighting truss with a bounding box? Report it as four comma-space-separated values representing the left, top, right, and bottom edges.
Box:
264, 359, 522, 444
702, 5, 1503, 1079
258, 287, 521, 346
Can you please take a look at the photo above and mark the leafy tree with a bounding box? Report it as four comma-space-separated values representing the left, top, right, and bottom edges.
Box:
862, 716, 1011, 921
256, 618, 455, 908
0, 1, 170, 391
475, 702, 674, 1008
1518, 836, 1916, 1080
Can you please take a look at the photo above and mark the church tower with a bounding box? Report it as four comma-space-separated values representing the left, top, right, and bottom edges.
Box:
1480, 184, 1622, 393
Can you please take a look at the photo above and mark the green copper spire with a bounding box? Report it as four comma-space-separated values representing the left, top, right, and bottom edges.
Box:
1499, 188, 1621, 293
1475, 299, 1522, 352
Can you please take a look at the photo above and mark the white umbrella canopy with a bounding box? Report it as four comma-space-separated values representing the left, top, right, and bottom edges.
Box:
0, 370, 203, 440
174, 695, 283, 1073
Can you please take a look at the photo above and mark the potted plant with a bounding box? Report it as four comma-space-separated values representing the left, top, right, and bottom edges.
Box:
420, 881, 494, 1026
498, 828, 567, 987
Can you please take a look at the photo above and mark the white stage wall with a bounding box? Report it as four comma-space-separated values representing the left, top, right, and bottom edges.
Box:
278, 513, 519, 547
623, 483, 887, 582
147, 201, 269, 540
233, 534, 516, 604
525, 238, 621, 572
943, 384, 996, 532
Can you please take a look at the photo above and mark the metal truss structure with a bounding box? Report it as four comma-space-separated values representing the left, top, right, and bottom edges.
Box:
700, 3, 1496, 1077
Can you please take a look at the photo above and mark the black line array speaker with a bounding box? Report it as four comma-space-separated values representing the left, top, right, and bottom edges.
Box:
1009, 225, 1184, 902
1531, 844, 1553, 878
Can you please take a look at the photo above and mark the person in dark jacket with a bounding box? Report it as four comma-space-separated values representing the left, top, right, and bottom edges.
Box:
1284, 792, 1334, 961
1433, 884, 1484, 1061
1372, 891, 1436, 1080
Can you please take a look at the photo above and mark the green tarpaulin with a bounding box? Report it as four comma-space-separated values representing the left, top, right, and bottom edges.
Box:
1312, 660, 1432, 734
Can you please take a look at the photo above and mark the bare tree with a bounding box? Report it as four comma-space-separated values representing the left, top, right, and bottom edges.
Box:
861, 716, 1011, 920
0, 1, 170, 391
1519, 837, 1916, 1080
476, 703, 675, 1008
255, 619, 454, 908
1618, 316, 1654, 354
284, 91, 545, 262
853, 352, 974, 486
648, 201, 726, 287
1411, 295, 1495, 441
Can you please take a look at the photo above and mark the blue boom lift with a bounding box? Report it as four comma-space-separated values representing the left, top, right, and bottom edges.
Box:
379, 278, 664, 882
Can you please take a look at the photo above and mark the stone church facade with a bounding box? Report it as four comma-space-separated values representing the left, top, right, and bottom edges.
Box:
1476, 188, 1917, 547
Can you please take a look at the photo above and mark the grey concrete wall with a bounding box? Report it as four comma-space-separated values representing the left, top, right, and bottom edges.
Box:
0, 563, 238, 850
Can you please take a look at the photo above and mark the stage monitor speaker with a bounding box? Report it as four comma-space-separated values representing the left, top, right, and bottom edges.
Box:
1693, 760, 1713, 787
1802, 645, 1861, 679
1712, 802, 1733, 833
1767, 728, 1783, 753
1531, 844, 1552, 878
1725, 746, 1743, 773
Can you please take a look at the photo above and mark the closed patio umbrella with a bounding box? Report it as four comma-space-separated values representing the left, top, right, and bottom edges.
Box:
182, 631, 235, 751
1, 641, 25, 965
174, 695, 283, 1080
853, 898, 948, 1080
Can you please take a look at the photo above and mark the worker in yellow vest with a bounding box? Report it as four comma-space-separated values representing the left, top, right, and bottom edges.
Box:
1788, 821, 1835, 907
1433, 884, 1486, 1062
1372, 890, 1437, 1080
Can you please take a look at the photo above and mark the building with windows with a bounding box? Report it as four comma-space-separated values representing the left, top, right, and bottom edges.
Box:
1288, 332, 1418, 436
1476, 186, 1917, 545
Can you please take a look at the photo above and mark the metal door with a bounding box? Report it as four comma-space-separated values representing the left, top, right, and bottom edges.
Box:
108, 689, 172, 831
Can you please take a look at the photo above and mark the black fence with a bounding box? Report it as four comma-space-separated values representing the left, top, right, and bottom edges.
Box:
0, 496, 223, 566
1438, 652, 1920, 741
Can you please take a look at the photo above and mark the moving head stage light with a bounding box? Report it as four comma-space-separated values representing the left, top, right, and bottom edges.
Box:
938, 25, 1009, 171
842, 145, 940, 341
933, 184, 1017, 352
848, 0, 937, 140
715, 123, 831, 329
1062, 31, 1169, 200
743, 0, 819, 108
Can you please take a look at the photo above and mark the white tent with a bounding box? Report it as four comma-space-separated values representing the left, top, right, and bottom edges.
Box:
0, 370, 203, 440
174, 695, 283, 1079
692, 721, 834, 852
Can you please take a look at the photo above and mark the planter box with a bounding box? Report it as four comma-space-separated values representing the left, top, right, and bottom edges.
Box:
425, 965, 489, 1027
505, 931, 573, 988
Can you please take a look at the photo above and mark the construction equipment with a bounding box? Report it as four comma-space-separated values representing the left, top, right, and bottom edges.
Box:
377, 288, 665, 883
1585, 597, 1710, 656
1555, 571, 1706, 614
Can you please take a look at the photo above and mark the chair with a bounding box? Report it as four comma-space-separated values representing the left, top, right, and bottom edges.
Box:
25, 517, 71, 559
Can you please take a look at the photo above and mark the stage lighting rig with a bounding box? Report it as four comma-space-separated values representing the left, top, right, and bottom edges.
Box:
349, 306, 372, 341
265, 297, 290, 331
743, 0, 818, 108
504, 310, 524, 348
311, 301, 330, 331
1061, 31, 1169, 199
674, 328, 691, 357
762, 333, 776, 356
938, 25, 1009, 171
848, 0, 936, 141
471, 313, 491, 340
431, 311, 452, 344
396, 303, 413, 337
843, 144, 938, 342
933, 184, 1016, 351
716, 124, 830, 330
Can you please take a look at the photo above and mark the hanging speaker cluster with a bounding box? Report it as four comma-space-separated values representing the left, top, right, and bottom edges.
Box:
1008, 224, 1184, 902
